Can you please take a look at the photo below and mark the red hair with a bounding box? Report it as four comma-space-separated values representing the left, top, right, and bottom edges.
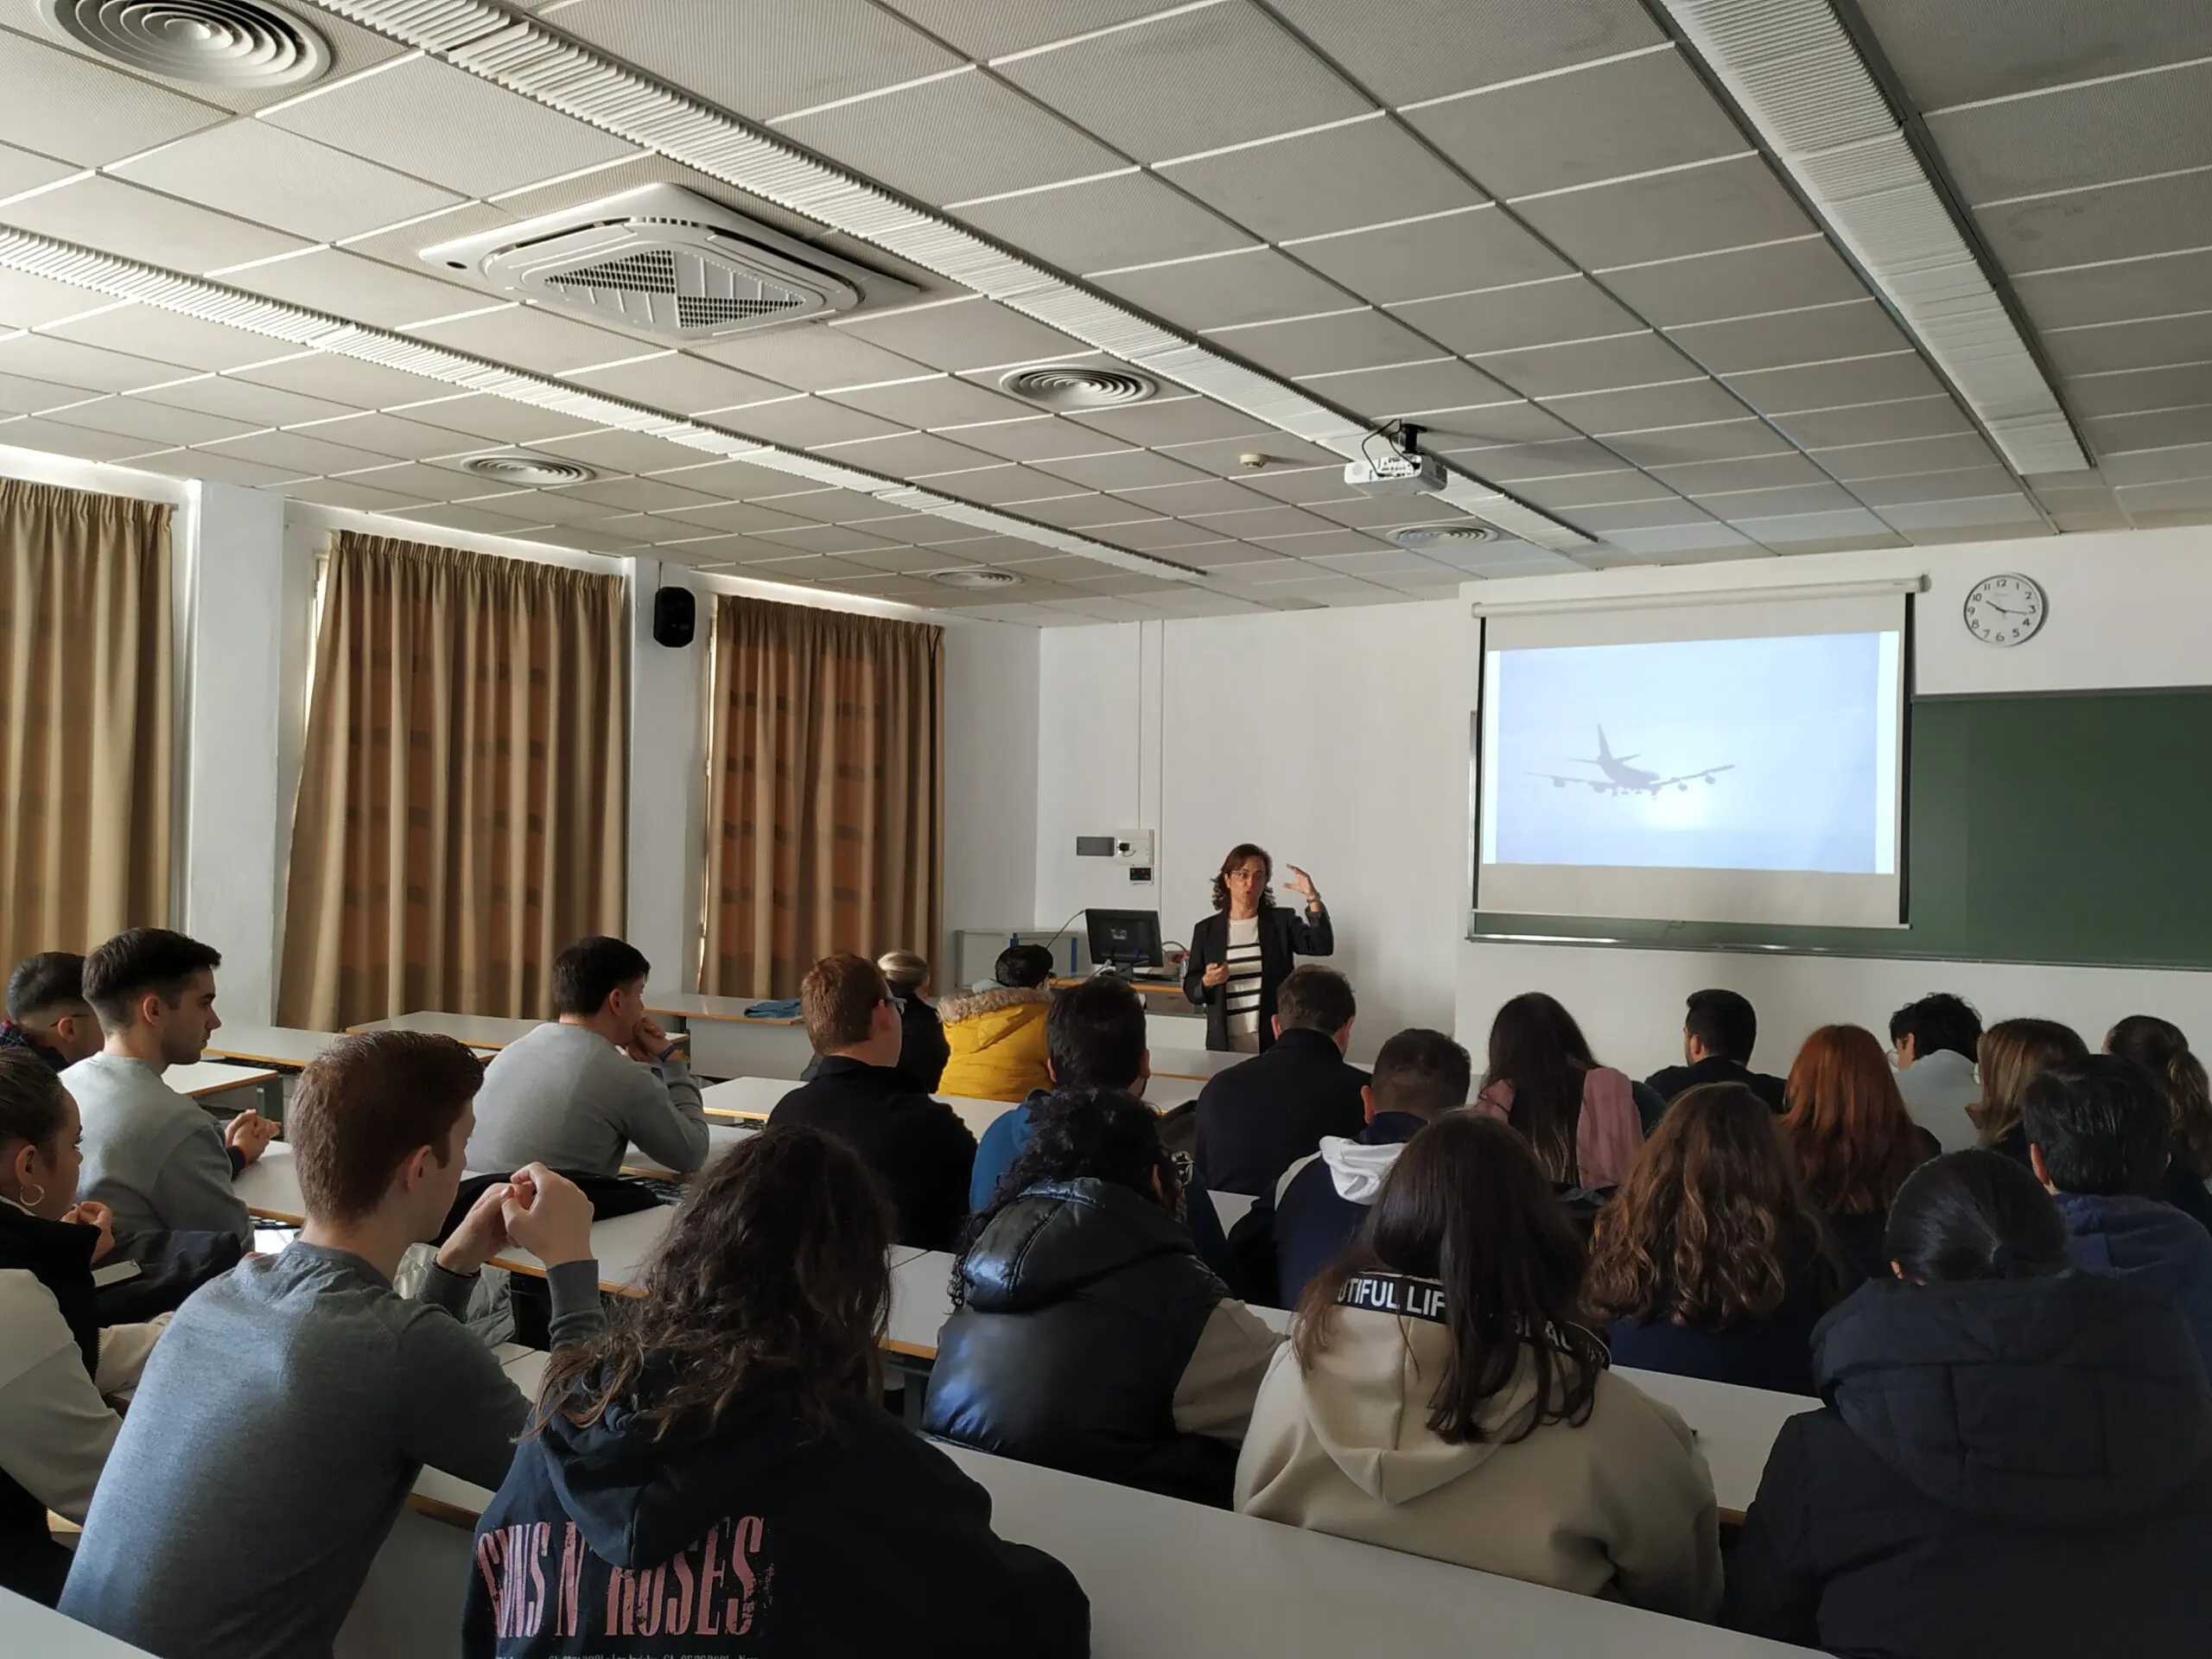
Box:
1781, 1024, 1927, 1217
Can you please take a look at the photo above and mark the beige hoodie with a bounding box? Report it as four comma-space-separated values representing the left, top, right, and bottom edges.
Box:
1235, 1301, 1722, 1618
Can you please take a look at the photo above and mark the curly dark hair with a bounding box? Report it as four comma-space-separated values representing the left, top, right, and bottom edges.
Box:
952, 1088, 1180, 1306
538, 1125, 892, 1442
1210, 842, 1274, 912
1585, 1083, 1842, 1332
1296, 1113, 1605, 1446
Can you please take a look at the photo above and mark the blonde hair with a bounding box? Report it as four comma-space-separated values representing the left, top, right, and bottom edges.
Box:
1974, 1019, 2088, 1149
875, 950, 929, 992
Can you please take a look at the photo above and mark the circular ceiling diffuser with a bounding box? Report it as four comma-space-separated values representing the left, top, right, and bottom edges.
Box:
461, 454, 596, 486
1392, 524, 1498, 549
46, 0, 332, 86
998, 365, 1157, 411
931, 568, 1024, 590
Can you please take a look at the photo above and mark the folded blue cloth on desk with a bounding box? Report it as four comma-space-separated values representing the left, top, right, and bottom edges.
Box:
745, 999, 804, 1019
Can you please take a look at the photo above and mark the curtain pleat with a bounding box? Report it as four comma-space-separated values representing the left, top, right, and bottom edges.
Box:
700, 595, 943, 999
277, 533, 626, 1030
0, 478, 173, 969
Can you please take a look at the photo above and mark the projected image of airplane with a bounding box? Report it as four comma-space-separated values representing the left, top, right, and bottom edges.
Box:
1529, 726, 1735, 797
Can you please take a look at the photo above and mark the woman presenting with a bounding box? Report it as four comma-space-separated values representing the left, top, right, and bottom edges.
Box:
1184, 843, 1333, 1053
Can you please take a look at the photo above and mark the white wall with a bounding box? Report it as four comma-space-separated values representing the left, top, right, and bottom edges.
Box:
1033, 524, 2212, 1072
942, 618, 1040, 969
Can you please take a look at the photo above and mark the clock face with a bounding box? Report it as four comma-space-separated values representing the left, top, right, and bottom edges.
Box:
1962, 573, 2047, 647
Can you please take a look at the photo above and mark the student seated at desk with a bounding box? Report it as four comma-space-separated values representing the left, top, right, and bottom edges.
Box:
2022, 1056, 2212, 1366
66, 929, 276, 1248
467, 934, 708, 1179
0, 1052, 168, 1605
1586, 1084, 1847, 1396
1265, 1027, 1471, 1309
1725, 1151, 2212, 1659
937, 944, 1056, 1103
925, 1089, 1281, 1509
1192, 966, 1369, 1200
1779, 1025, 1939, 1282
0, 952, 103, 1072
771, 954, 975, 1251
466, 1125, 1088, 1659
1642, 988, 1788, 1119
1471, 992, 1643, 1194
967, 978, 1235, 1280
60, 1032, 605, 1659
1236, 1113, 1721, 1618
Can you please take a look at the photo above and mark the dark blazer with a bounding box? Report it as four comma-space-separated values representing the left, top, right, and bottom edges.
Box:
1643, 1054, 1788, 1115
1182, 902, 1333, 1052
770, 1058, 976, 1251
1724, 1274, 2212, 1659
894, 993, 951, 1094
1192, 1027, 1369, 1199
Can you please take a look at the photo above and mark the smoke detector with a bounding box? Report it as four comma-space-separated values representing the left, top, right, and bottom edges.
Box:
931, 568, 1024, 590
1392, 524, 1498, 549
419, 184, 917, 341
999, 365, 1157, 410
462, 454, 595, 486
43, 0, 330, 85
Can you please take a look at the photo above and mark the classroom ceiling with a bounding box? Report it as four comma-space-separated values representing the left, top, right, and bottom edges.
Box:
0, 0, 2203, 623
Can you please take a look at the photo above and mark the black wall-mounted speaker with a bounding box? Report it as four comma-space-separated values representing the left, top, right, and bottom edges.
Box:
652, 585, 696, 648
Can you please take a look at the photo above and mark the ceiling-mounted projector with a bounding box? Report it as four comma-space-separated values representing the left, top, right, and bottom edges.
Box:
1344, 425, 1445, 496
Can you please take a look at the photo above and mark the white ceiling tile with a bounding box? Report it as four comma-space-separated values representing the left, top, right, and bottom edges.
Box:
533, 426, 732, 474
0, 29, 226, 166
774, 67, 1122, 207
1109, 476, 1277, 517
815, 429, 998, 477
390, 502, 556, 537
1161, 116, 1485, 243
695, 325, 929, 391
995, 3, 1371, 164
404, 304, 653, 374
324, 461, 499, 499
837, 298, 1090, 373
961, 171, 1255, 273
0, 333, 187, 393
1286, 206, 1571, 307
111, 121, 464, 244
0, 175, 309, 275
876, 0, 1172, 58
1295, 358, 1516, 420
282, 411, 480, 461
749, 486, 906, 524
1211, 310, 1435, 379
0, 268, 111, 332
1094, 246, 1355, 332
131, 375, 355, 427
231, 352, 448, 408
199, 428, 402, 475
1156, 431, 1344, 473
262, 57, 639, 197
1268, 0, 1667, 108
0, 415, 163, 463
1515, 155, 1814, 270
215, 248, 486, 331
0, 138, 78, 200
129, 447, 308, 486
41, 395, 259, 448
747, 522, 906, 556
384, 392, 587, 444
920, 463, 1080, 505
554, 475, 729, 516
281, 476, 438, 513
459, 489, 627, 527
557, 0, 961, 123
562, 353, 791, 416
0, 369, 100, 414
39, 303, 282, 372
1069, 395, 1274, 446
1032, 448, 1210, 492
825, 374, 1033, 429
931, 414, 1124, 462
716, 396, 908, 448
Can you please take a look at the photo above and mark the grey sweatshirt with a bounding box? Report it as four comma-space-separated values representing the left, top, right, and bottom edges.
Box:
66, 1052, 252, 1245
466, 1020, 709, 1177
60, 1242, 604, 1659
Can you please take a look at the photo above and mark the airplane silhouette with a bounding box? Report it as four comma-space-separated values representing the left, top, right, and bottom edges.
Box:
1527, 726, 1734, 797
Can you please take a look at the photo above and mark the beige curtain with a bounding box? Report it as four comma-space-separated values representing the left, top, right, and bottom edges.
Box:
702, 595, 943, 1000
278, 533, 626, 1030
0, 479, 173, 971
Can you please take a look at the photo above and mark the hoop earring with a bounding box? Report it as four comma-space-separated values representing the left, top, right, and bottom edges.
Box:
18, 1182, 45, 1211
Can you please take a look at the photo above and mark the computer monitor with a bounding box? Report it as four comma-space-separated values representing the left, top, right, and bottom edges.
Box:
1086, 909, 1164, 972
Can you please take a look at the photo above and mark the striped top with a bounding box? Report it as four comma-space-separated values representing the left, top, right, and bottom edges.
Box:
1224, 915, 1264, 1052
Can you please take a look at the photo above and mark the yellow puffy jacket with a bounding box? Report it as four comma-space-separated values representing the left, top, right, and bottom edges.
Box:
937, 986, 1054, 1103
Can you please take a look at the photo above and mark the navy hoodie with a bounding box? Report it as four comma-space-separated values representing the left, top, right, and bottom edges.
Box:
1267, 1111, 1427, 1308
2055, 1191, 2212, 1370
462, 1375, 1088, 1658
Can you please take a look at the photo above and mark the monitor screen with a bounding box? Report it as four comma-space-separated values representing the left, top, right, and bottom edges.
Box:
1086, 909, 1164, 969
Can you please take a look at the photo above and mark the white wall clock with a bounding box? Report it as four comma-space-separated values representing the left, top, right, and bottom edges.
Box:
1962, 572, 2047, 647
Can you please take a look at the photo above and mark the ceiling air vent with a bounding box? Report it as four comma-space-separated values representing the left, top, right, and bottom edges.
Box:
1392, 524, 1497, 549
419, 183, 918, 341
1000, 365, 1157, 410
931, 568, 1024, 590
462, 454, 595, 486
43, 0, 330, 85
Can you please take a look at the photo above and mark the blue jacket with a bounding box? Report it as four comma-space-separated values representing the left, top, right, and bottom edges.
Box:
971, 1090, 1234, 1281
2056, 1192, 2212, 1371
1268, 1112, 1427, 1310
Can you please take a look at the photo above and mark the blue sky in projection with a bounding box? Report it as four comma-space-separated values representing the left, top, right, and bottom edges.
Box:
1490, 632, 1885, 873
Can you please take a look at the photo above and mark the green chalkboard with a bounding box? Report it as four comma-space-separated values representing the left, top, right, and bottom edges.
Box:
1471, 690, 2212, 971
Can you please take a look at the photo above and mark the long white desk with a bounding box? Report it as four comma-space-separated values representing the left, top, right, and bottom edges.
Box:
203, 1025, 340, 1070
345, 1011, 537, 1049
621, 1118, 753, 1176
641, 987, 813, 1080
2, 1589, 168, 1658
169, 1059, 281, 1100
704, 1072, 1198, 1134
368, 1350, 1814, 1659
